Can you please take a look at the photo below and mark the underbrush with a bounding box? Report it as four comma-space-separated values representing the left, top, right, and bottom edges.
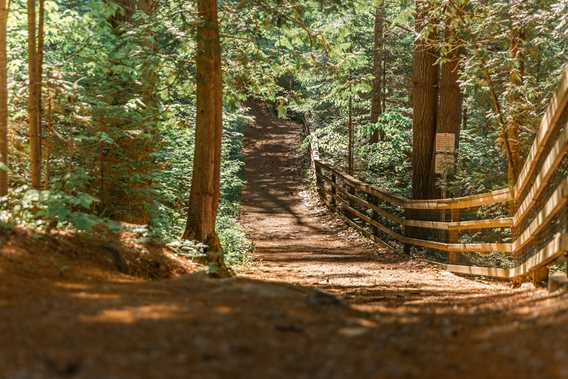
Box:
0, 109, 255, 268
151, 110, 255, 266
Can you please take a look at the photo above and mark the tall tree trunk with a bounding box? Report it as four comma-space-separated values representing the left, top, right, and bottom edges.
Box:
370, 3, 384, 143
139, 0, 157, 113
27, 0, 42, 189
435, 34, 462, 189
506, 0, 524, 187
137, 0, 158, 224
0, 0, 8, 196
437, 30, 462, 259
408, 1, 439, 242
183, 0, 229, 277
411, 2, 439, 200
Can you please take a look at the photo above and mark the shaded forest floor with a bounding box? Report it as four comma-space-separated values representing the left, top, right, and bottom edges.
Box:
1, 105, 568, 379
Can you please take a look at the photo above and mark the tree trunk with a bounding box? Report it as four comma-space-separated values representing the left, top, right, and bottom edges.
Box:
408, 1, 439, 242
506, 0, 524, 187
0, 0, 8, 196
437, 31, 462, 260
435, 34, 462, 187
183, 0, 229, 277
27, 0, 42, 189
411, 2, 438, 200
348, 88, 354, 175
370, 4, 384, 143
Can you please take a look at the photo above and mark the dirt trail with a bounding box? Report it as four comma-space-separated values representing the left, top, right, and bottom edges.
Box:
1, 105, 568, 379
239, 104, 568, 378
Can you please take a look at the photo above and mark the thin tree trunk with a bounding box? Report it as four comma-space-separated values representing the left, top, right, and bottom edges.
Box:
183, 0, 229, 277
37, 0, 43, 115
370, 4, 384, 143
382, 48, 387, 113
37, 0, 45, 186
348, 91, 353, 175
0, 0, 8, 196
137, 0, 157, 224
506, 0, 524, 187
27, 0, 41, 189
45, 71, 53, 187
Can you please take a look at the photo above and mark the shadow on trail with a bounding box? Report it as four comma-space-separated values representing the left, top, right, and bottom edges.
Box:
233, 102, 568, 379
3, 104, 568, 379
2, 253, 568, 379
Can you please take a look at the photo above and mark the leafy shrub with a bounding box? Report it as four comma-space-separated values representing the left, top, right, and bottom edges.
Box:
0, 173, 119, 233
151, 111, 254, 265
357, 110, 412, 196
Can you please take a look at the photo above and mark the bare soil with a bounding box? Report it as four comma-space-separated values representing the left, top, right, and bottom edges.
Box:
1, 104, 568, 379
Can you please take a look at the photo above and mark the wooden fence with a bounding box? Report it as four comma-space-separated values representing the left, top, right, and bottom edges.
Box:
309, 66, 568, 282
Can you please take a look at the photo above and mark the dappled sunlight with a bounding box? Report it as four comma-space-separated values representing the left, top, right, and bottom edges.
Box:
70, 291, 122, 301
0, 0, 565, 377
80, 304, 189, 324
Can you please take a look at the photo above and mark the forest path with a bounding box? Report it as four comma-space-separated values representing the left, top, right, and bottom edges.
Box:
2, 106, 568, 379
238, 103, 568, 379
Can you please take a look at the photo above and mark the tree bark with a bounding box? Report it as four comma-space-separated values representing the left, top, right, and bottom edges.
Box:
348, 91, 353, 175
370, 4, 384, 143
437, 31, 462, 259
506, 0, 524, 187
183, 0, 229, 276
0, 0, 8, 196
408, 1, 439, 242
27, 0, 42, 189
435, 35, 462, 185
411, 1, 439, 200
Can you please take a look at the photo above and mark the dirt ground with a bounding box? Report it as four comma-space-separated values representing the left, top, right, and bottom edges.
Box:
1, 105, 568, 379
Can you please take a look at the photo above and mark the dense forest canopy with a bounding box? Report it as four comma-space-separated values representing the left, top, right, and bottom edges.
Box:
0, 0, 566, 272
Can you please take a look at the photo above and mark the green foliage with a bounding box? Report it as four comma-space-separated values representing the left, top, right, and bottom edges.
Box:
357, 111, 412, 196
0, 171, 119, 232
2, 0, 565, 269
449, 129, 507, 195
150, 112, 254, 264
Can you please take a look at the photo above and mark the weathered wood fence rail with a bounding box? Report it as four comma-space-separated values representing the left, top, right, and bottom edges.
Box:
308, 66, 568, 282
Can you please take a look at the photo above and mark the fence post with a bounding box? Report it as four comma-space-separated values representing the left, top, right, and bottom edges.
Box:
448, 209, 460, 264
368, 193, 379, 240
315, 163, 325, 202
331, 173, 337, 210
561, 205, 568, 271
402, 207, 411, 254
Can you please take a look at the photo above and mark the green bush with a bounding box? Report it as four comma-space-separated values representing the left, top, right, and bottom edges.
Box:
0, 170, 119, 233
150, 111, 254, 266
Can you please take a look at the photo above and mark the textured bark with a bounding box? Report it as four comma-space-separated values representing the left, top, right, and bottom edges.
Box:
0, 0, 8, 195
436, 39, 462, 178
408, 1, 439, 242
437, 38, 462, 260
27, 0, 42, 189
370, 4, 384, 143
183, 0, 229, 276
411, 2, 438, 200
506, 0, 523, 187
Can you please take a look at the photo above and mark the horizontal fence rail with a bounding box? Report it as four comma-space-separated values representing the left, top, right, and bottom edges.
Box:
308, 65, 568, 281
